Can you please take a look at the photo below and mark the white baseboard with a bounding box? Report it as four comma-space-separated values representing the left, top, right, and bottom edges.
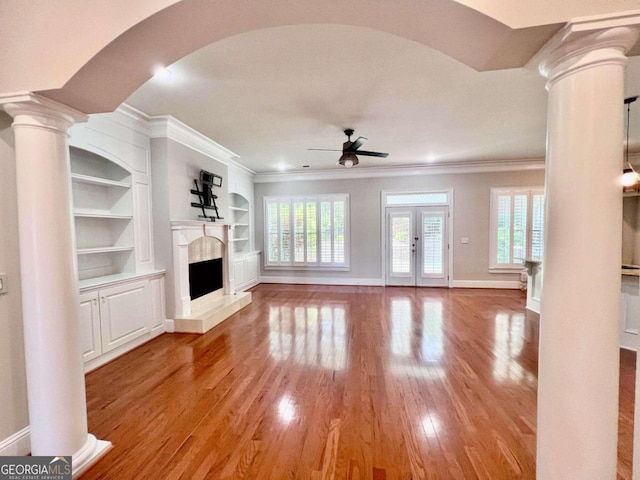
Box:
164, 319, 175, 333
450, 280, 522, 289
84, 327, 165, 373
0, 426, 30, 456
259, 276, 384, 286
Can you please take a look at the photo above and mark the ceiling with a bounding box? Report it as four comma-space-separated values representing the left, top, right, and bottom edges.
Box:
126, 24, 640, 174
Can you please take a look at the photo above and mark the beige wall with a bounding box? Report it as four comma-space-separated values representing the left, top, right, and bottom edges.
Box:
0, 112, 29, 443
254, 168, 545, 283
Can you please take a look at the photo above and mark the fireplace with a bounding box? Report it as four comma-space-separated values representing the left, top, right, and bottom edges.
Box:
189, 258, 223, 300
188, 235, 224, 301
170, 221, 252, 333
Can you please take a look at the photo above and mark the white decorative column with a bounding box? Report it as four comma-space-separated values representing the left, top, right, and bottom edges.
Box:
535, 17, 640, 479
0, 94, 111, 475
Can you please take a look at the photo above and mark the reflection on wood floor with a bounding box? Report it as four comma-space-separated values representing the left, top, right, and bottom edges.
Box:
81, 284, 635, 479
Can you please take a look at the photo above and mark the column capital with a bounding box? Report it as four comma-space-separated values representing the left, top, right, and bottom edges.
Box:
532, 12, 640, 87
0, 92, 88, 135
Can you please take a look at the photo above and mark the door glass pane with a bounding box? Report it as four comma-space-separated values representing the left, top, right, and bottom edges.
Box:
423, 215, 443, 275
391, 216, 411, 274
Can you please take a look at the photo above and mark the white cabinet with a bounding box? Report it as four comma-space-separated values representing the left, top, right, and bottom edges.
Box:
79, 274, 166, 371
149, 276, 166, 333
621, 274, 640, 350
100, 280, 150, 353
79, 291, 101, 362
246, 254, 259, 285
234, 251, 260, 291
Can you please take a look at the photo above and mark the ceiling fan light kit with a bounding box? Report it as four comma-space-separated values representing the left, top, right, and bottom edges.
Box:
309, 129, 389, 168
339, 152, 358, 168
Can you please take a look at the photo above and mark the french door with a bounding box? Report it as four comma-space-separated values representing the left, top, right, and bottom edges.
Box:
385, 206, 449, 287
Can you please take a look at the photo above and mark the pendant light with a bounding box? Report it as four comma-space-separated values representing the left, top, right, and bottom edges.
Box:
623, 96, 639, 189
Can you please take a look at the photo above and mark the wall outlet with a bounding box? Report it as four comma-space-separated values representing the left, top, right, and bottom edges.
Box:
460, 237, 470, 244
0, 274, 7, 294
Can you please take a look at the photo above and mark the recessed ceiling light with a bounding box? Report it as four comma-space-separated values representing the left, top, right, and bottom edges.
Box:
153, 66, 172, 80
277, 162, 289, 171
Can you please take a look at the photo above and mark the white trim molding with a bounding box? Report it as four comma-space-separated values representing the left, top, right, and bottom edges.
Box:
147, 113, 254, 175
260, 276, 384, 286
164, 319, 175, 333
451, 280, 522, 289
260, 277, 521, 289
254, 158, 545, 183
0, 427, 30, 456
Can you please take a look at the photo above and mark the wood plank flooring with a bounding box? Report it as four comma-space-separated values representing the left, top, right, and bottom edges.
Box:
80, 284, 636, 479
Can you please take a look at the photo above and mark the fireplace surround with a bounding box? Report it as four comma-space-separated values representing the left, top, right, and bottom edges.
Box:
171, 221, 251, 333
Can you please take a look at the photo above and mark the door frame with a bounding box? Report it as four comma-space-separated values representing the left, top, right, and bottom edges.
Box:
380, 189, 454, 288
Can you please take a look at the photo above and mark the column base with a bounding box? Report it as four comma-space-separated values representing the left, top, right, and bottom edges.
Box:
72, 434, 112, 478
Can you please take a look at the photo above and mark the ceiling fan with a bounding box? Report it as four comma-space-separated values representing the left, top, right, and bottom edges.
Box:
308, 129, 389, 168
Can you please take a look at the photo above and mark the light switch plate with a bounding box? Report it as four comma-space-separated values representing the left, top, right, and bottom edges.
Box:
0, 274, 7, 294
460, 237, 470, 244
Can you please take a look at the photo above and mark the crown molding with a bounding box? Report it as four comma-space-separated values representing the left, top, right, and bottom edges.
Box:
253, 158, 545, 183
148, 114, 254, 175
108, 103, 152, 135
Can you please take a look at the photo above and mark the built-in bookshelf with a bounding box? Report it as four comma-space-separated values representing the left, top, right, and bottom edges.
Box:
70, 147, 136, 281
230, 193, 250, 255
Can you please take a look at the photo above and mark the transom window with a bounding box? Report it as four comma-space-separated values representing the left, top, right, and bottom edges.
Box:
264, 195, 349, 269
385, 192, 449, 206
490, 187, 544, 270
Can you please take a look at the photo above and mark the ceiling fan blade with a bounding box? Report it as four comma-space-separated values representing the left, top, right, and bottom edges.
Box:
355, 150, 389, 158
308, 148, 342, 152
346, 136, 367, 152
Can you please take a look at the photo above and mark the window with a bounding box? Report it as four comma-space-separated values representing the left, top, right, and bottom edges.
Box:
490, 187, 544, 270
264, 195, 349, 269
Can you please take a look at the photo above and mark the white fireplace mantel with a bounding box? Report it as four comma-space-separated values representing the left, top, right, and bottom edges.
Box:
171, 220, 236, 319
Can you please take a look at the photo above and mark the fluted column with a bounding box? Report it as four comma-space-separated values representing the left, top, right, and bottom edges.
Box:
535, 19, 640, 479
0, 93, 111, 476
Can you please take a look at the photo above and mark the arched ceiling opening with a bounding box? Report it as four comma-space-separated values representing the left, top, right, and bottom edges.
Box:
0, 0, 568, 113
126, 24, 553, 172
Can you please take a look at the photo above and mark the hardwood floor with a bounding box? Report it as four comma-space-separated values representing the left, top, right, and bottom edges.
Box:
80, 284, 635, 479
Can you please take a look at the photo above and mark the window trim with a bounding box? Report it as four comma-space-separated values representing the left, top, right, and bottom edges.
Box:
489, 186, 544, 272
263, 194, 350, 271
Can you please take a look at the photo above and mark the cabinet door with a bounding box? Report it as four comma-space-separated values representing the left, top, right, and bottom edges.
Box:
149, 276, 166, 332
99, 279, 150, 353
79, 291, 101, 362
246, 254, 259, 284
234, 259, 246, 287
